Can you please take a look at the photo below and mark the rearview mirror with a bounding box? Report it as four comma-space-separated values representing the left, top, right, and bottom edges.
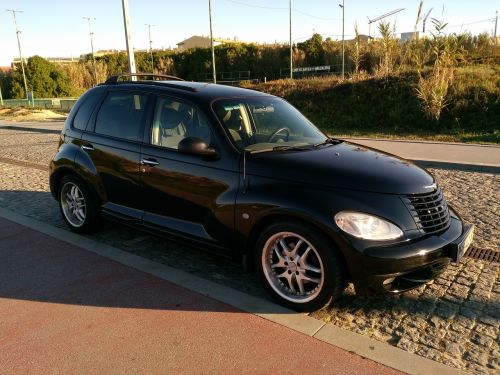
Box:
178, 137, 219, 159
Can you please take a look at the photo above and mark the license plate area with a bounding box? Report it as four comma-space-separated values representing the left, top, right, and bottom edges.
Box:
450, 225, 474, 263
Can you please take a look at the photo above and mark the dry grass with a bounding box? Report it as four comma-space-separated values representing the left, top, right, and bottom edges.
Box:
0, 107, 66, 122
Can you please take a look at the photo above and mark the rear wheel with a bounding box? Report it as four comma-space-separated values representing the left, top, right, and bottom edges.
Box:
256, 221, 347, 311
59, 175, 98, 233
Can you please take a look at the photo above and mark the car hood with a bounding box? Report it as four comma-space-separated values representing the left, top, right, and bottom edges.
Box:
247, 141, 435, 195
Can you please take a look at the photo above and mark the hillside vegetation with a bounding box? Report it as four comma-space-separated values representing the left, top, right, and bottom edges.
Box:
244, 65, 499, 143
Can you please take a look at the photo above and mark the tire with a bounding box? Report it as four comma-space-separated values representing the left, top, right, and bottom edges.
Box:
255, 220, 347, 311
58, 175, 99, 233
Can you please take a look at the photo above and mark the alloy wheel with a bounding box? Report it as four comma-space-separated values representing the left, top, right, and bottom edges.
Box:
261, 232, 325, 303
60, 182, 86, 228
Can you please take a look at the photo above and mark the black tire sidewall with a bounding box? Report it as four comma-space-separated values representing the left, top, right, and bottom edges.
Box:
58, 175, 98, 233
255, 220, 346, 311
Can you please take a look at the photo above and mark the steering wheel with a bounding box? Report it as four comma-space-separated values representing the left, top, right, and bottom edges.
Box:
267, 127, 290, 143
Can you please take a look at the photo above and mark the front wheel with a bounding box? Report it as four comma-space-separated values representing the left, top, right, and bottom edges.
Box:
59, 175, 99, 233
256, 221, 347, 311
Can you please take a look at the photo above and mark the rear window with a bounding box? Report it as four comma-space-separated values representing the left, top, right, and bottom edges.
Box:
94, 91, 149, 141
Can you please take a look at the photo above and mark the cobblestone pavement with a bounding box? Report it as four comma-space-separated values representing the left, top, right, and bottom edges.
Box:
0, 130, 498, 374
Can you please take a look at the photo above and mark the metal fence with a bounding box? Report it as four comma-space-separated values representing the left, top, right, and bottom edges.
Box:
1, 98, 79, 112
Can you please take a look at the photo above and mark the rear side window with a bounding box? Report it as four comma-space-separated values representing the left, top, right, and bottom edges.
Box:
94, 91, 149, 141
72, 86, 106, 130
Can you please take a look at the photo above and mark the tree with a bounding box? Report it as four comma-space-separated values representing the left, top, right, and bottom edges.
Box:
8, 56, 73, 98
298, 33, 325, 66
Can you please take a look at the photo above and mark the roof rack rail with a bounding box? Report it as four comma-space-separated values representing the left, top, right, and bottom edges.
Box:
105, 73, 184, 84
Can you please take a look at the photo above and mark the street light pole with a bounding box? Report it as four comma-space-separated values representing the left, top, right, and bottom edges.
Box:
339, 1, 345, 80
289, 0, 293, 79
145, 24, 155, 73
121, 0, 137, 79
83, 17, 98, 85
208, 0, 216, 83
494, 11, 498, 42
6, 9, 28, 101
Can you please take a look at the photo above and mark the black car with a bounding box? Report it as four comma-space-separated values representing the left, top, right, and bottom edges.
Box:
49, 73, 474, 311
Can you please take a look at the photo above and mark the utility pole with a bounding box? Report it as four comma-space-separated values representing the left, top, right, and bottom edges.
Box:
289, 0, 293, 79
83, 17, 98, 85
208, 0, 216, 83
6, 9, 28, 101
494, 11, 498, 42
145, 24, 155, 73
339, 1, 345, 80
121, 0, 136, 79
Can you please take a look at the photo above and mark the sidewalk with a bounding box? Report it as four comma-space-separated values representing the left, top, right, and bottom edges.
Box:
344, 137, 500, 172
1, 120, 498, 172
0, 216, 400, 375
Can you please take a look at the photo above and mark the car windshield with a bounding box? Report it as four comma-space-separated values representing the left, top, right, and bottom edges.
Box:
212, 97, 327, 152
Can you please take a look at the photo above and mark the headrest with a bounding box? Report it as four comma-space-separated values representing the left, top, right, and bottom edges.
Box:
161, 107, 185, 129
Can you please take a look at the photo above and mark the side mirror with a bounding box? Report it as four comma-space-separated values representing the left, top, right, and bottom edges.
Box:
178, 137, 219, 159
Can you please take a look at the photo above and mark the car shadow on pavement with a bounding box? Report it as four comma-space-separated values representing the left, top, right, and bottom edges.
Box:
0, 191, 497, 322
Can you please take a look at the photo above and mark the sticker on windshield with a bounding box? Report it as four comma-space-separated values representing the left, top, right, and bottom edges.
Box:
223, 105, 242, 110
252, 106, 274, 113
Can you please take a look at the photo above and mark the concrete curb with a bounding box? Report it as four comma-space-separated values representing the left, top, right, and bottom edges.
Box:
0, 125, 61, 134
343, 136, 500, 148
0, 207, 465, 375
413, 160, 500, 174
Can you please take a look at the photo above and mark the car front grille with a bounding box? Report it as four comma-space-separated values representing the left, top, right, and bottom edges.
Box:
403, 188, 450, 235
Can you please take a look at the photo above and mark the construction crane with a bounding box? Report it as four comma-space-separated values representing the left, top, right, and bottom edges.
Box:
367, 8, 405, 40
422, 8, 433, 33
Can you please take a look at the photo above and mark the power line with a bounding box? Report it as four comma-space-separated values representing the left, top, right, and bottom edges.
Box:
223, 0, 340, 21
446, 18, 495, 29
224, 0, 285, 10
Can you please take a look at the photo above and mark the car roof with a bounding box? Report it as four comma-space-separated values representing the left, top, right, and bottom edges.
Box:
103, 80, 274, 102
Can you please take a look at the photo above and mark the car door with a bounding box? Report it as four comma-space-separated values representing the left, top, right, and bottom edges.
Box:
80, 89, 150, 220
139, 95, 239, 249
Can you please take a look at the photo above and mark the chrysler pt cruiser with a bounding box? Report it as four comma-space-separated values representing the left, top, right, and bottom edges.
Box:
49, 74, 474, 311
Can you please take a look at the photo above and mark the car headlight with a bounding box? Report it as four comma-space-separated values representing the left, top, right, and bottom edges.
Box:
334, 211, 403, 241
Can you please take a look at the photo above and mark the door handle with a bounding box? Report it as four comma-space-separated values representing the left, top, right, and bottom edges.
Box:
140, 158, 159, 167
81, 144, 94, 151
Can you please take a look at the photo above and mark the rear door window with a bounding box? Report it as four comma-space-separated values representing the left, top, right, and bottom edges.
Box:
72, 86, 106, 131
94, 91, 149, 141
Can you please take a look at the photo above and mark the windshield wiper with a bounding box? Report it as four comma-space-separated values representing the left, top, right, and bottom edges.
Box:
271, 144, 314, 152
313, 137, 344, 148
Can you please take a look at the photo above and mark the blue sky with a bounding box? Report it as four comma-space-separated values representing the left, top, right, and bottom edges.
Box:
0, 0, 497, 66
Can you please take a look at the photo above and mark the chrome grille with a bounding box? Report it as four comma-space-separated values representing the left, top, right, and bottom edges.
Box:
403, 188, 450, 234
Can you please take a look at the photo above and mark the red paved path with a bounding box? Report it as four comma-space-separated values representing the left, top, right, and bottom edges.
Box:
0, 217, 402, 374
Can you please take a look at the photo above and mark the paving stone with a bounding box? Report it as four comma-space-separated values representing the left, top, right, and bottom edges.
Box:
465, 363, 491, 375
443, 330, 463, 343
435, 301, 459, 319
471, 332, 494, 348
396, 336, 419, 353
419, 334, 443, 350
459, 306, 481, 319
463, 348, 489, 366
415, 346, 442, 361
474, 323, 498, 339
478, 315, 499, 328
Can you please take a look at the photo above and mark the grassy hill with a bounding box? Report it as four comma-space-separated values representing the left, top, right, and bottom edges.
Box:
244, 65, 500, 144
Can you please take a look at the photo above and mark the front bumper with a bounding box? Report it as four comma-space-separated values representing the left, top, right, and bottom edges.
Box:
347, 216, 470, 294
